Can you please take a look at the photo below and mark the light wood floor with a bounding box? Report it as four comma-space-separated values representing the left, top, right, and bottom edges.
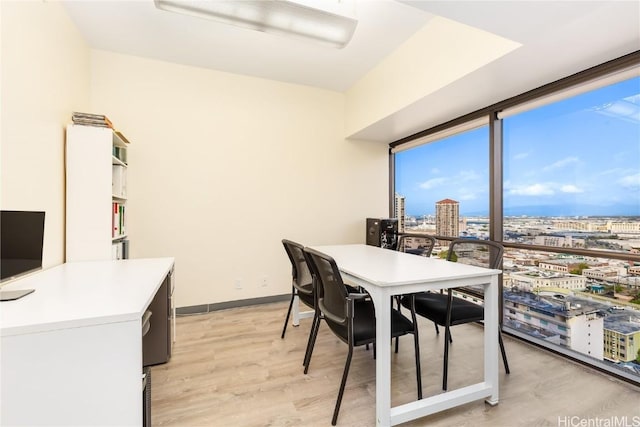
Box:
151, 301, 639, 426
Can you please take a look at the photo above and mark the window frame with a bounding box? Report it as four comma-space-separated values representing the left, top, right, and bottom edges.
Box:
391, 50, 640, 263
390, 51, 640, 385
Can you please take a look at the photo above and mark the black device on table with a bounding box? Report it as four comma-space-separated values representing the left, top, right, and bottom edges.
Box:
0, 210, 45, 301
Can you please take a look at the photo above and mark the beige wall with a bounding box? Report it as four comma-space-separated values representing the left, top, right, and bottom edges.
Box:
344, 16, 521, 139
0, 1, 90, 269
0, 3, 515, 309
89, 51, 388, 307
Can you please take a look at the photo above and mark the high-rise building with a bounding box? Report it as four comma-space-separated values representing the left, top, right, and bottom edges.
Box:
435, 198, 459, 239
394, 193, 405, 233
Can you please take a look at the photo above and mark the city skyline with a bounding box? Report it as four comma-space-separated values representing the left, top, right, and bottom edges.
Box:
395, 76, 640, 218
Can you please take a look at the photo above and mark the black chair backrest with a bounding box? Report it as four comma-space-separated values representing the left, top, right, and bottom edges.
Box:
445, 239, 504, 298
303, 247, 348, 326
446, 239, 504, 269
397, 234, 436, 257
282, 239, 313, 296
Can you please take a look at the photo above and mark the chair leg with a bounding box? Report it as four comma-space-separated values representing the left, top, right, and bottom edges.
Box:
395, 336, 399, 353
332, 345, 353, 426
408, 295, 422, 400
442, 325, 451, 391
440, 329, 509, 391
434, 322, 439, 335
304, 313, 321, 374
412, 333, 423, 400
281, 292, 295, 339
499, 331, 510, 374
302, 312, 320, 368
302, 313, 317, 366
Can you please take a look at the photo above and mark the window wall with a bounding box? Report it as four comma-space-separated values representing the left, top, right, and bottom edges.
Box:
394, 125, 490, 242
503, 76, 640, 248
392, 59, 640, 384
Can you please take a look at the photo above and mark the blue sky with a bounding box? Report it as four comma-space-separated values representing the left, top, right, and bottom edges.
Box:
395, 76, 640, 217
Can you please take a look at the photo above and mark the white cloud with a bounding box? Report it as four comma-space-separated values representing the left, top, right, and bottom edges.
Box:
513, 151, 531, 160
543, 157, 579, 172
618, 173, 640, 189
597, 168, 623, 177
560, 184, 584, 193
419, 177, 446, 189
506, 182, 584, 196
508, 183, 555, 196
457, 170, 480, 181
458, 191, 477, 201
419, 168, 484, 194
431, 168, 441, 174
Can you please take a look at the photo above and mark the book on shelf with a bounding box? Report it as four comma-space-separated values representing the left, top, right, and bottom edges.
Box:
113, 146, 127, 165
111, 239, 130, 260
112, 164, 127, 198
122, 239, 130, 259
112, 241, 124, 260
112, 202, 126, 237
72, 112, 113, 129
112, 202, 118, 237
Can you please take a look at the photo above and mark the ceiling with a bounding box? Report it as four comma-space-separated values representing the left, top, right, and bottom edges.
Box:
61, 0, 433, 92
62, 0, 640, 141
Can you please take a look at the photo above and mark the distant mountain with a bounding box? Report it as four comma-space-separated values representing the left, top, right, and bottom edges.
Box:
408, 204, 639, 218
503, 204, 640, 217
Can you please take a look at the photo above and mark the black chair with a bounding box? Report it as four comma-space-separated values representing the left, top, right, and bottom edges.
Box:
280, 239, 320, 371
393, 234, 436, 352
401, 238, 510, 391
397, 233, 437, 258
303, 247, 422, 426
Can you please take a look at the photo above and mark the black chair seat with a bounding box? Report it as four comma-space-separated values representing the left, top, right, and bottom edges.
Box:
402, 292, 484, 326
326, 300, 417, 346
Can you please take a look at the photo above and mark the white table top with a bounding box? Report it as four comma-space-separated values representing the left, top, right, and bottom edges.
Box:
310, 244, 502, 426
311, 244, 500, 287
0, 258, 174, 337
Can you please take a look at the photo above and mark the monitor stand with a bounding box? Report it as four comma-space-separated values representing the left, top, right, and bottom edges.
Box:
0, 289, 35, 301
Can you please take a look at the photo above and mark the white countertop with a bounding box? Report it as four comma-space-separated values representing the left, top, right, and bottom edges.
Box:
0, 258, 175, 337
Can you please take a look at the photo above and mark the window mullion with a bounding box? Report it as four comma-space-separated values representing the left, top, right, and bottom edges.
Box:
489, 112, 503, 244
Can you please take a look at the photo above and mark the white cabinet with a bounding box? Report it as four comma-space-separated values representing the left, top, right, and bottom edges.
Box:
0, 258, 175, 426
66, 124, 130, 262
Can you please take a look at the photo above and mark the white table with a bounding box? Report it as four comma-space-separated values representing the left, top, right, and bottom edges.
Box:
310, 244, 501, 427
1, 257, 175, 426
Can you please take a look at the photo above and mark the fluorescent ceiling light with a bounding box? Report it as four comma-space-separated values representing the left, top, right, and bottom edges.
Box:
154, 0, 358, 49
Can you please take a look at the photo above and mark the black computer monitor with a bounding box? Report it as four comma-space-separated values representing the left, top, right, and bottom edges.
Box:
1, 210, 45, 282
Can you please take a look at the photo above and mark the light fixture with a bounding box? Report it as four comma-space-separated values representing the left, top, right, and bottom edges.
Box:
154, 0, 358, 49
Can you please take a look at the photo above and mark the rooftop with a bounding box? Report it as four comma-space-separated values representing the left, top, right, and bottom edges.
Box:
604, 312, 640, 335
505, 290, 640, 334
436, 199, 459, 205
504, 290, 606, 319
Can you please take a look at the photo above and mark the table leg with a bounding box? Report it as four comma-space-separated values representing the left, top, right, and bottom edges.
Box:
484, 275, 500, 406
292, 294, 300, 326
292, 295, 315, 327
372, 291, 392, 427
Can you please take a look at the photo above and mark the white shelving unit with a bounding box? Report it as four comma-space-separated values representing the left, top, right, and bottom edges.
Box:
66, 124, 130, 262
